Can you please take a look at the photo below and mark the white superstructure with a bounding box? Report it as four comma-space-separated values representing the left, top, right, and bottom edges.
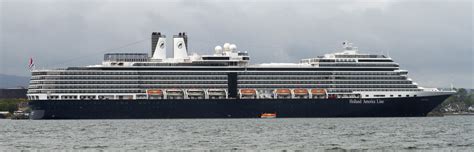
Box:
27, 33, 454, 101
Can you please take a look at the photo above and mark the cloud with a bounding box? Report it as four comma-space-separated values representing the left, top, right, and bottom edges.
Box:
0, 0, 472, 88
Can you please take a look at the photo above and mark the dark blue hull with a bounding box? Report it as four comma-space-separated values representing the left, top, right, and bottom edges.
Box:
28, 95, 450, 119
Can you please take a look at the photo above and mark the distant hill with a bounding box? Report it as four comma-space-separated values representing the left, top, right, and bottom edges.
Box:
0, 74, 30, 89
0, 89, 27, 99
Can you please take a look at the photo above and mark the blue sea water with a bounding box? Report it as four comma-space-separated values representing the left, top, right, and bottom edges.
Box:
0, 116, 473, 151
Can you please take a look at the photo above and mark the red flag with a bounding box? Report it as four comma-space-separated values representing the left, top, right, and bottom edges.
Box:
28, 57, 35, 70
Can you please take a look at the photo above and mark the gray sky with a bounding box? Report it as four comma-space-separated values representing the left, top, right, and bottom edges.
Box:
1, 0, 473, 88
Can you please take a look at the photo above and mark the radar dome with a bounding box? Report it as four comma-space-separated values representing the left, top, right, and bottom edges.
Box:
229, 44, 237, 51
191, 53, 201, 60
214, 46, 223, 54
223, 43, 230, 51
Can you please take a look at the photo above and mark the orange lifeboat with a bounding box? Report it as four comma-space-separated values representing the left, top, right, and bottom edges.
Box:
275, 89, 291, 95
311, 89, 326, 95
147, 89, 163, 95
260, 113, 277, 118
240, 89, 257, 95
293, 89, 309, 95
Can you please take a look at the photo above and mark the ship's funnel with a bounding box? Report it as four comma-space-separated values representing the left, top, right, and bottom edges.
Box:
173, 32, 189, 60
151, 32, 166, 60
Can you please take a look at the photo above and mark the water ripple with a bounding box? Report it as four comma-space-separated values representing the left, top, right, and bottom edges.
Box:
0, 116, 473, 151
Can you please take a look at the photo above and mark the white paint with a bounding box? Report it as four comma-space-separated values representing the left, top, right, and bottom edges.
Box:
173, 37, 188, 60
151, 36, 166, 60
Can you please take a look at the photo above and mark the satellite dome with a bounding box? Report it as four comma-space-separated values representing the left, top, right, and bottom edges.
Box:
191, 53, 201, 60
223, 43, 230, 51
229, 44, 237, 51
214, 46, 223, 54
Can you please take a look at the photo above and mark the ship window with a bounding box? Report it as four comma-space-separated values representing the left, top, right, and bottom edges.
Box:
414, 95, 417, 97
406, 95, 409, 97
390, 95, 393, 97
398, 95, 401, 97
365, 95, 369, 97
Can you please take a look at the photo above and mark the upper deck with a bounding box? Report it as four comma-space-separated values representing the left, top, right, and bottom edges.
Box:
46, 38, 398, 71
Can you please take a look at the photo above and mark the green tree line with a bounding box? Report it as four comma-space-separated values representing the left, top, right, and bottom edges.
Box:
0, 98, 28, 113
445, 88, 474, 105
438, 88, 474, 112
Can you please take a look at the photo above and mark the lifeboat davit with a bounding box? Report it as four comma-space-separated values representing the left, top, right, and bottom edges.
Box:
293, 89, 309, 95
147, 89, 163, 95
275, 89, 291, 95
311, 89, 326, 95
240, 89, 257, 95
166, 89, 184, 95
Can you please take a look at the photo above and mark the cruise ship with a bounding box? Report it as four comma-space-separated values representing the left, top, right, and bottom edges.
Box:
27, 32, 455, 119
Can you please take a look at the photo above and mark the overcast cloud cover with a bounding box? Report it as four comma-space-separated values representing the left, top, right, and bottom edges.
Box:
1, 0, 472, 88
